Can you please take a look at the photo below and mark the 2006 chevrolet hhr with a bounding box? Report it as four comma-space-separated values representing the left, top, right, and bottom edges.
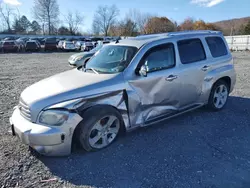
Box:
10, 31, 236, 156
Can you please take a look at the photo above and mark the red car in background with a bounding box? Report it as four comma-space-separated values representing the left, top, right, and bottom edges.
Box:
44, 38, 58, 52
2, 41, 19, 53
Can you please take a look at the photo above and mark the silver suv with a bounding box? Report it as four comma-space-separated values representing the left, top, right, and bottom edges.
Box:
10, 31, 236, 156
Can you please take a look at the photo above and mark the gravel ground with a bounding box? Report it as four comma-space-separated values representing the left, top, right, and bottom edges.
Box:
0, 52, 250, 188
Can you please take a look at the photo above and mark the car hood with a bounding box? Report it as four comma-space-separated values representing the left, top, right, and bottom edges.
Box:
20, 69, 124, 120
70, 51, 93, 59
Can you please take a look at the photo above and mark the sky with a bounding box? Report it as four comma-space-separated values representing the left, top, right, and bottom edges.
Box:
1, 0, 250, 32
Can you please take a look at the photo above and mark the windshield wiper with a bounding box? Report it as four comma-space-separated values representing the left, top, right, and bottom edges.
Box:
84, 67, 99, 74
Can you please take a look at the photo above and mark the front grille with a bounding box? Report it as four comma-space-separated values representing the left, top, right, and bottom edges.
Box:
19, 98, 31, 121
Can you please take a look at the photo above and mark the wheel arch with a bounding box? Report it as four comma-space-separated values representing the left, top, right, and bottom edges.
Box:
202, 75, 232, 105
216, 76, 231, 91
209, 76, 232, 98
71, 103, 127, 151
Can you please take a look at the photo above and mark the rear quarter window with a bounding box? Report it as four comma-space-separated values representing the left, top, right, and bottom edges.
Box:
45, 38, 57, 43
206, 37, 228, 58
177, 38, 206, 64
4, 42, 15, 45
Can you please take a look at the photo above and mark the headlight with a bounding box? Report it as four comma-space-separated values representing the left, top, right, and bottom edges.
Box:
74, 56, 82, 61
39, 110, 69, 126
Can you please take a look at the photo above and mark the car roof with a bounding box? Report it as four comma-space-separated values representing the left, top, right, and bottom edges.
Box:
117, 30, 223, 48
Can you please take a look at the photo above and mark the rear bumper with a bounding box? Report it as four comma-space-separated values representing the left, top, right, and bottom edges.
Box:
10, 107, 82, 156
3, 48, 18, 51
230, 69, 237, 93
64, 48, 76, 51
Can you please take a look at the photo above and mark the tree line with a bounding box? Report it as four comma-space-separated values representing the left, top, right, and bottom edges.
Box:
0, 0, 83, 36
1, 0, 250, 36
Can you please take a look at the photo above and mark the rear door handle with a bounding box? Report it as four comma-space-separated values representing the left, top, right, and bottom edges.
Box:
201, 65, 210, 71
165, 75, 178, 82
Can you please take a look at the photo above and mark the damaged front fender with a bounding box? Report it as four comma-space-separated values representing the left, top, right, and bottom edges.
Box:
47, 90, 132, 130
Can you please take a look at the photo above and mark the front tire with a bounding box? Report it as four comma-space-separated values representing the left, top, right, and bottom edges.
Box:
207, 80, 229, 111
76, 105, 124, 152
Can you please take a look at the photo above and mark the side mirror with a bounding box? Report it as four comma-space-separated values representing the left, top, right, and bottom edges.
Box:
139, 65, 147, 77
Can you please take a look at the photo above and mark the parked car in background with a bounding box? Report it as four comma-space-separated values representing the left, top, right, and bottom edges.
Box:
17, 37, 29, 43
39, 38, 46, 46
81, 42, 94, 51
90, 37, 103, 42
2, 40, 19, 52
62, 41, 76, 52
3, 36, 17, 41
57, 40, 65, 50
0, 41, 3, 52
44, 38, 57, 51
68, 41, 110, 67
35, 40, 41, 48
25, 40, 40, 52
75, 41, 85, 51
15, 40, 26, 52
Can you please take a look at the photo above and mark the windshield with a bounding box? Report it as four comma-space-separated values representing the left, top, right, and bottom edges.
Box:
85, 45, 138, 74
90, 44, 103, 52
85, 42, 93, 46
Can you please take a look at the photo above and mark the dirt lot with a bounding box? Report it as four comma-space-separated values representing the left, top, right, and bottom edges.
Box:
0, 52, 250, 188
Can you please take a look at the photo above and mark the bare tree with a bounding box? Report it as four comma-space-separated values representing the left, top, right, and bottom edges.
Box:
92, 5, 119, 36
33, 0, 59, 35
0, 4, 14, 32
64, 11, 84, 35
126, 9, 153, 34
92, 19, 101, 36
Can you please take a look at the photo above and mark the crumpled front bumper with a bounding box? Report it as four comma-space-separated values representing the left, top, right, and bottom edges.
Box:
9, 107, 82, 156
68, 60, 77, 67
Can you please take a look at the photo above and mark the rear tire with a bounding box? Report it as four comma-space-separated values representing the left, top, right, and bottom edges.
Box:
76, 105, 124, 152
207, 80, 229, 111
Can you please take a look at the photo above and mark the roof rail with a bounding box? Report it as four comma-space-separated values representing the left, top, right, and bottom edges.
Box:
136, 33, 169, 38
136, 30, 222, 38
168, 30, 222, 36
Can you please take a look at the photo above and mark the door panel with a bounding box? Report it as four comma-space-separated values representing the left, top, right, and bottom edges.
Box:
176, 38, 210, 108
129, 68, 181, 123
127, 42, 181, 124
177, 61, 210, 107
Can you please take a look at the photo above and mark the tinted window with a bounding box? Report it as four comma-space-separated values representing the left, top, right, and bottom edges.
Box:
45, 38, 56, 44
142, 43, 175, 72
178, 39, 206, 64
4, 42, 15, 45
85, 42, 93, 46
206, 37, 228, 58
26, 42, 37, 48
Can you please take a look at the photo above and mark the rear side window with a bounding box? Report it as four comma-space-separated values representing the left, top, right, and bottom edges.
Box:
178, 39, 206, 64
26, 42, 37, 47
206, 37, 228, 58
4, 42, 15, 45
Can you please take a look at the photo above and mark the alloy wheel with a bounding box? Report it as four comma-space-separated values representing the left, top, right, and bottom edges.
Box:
88, 115, 120, 149
213, 84, 228, 109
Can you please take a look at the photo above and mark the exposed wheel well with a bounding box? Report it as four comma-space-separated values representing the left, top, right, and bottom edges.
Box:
85, 58, 90, 63
71, 104, 126, 151
216, 76, 231, 91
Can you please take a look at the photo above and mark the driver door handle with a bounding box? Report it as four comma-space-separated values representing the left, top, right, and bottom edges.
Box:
201, 65, 210, 71
165, 75, 178, 82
